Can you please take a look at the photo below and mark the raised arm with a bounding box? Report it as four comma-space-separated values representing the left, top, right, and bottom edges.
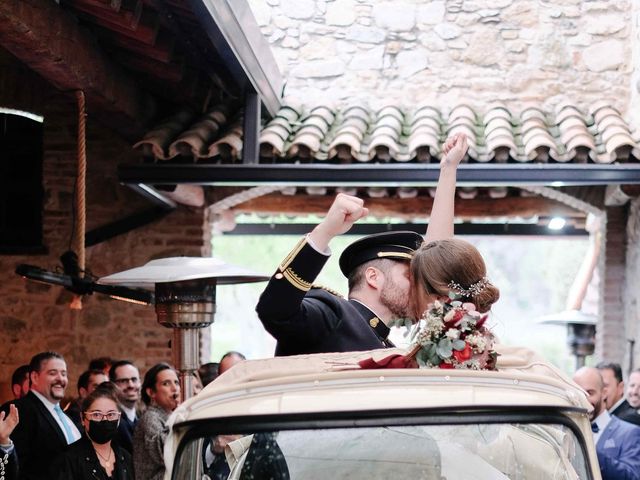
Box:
424, 132, 468, 242
309, 193, 369, 252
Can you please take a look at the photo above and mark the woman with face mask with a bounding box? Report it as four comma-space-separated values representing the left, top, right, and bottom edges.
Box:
53, 384, 134, 479
133, 363, 181, 480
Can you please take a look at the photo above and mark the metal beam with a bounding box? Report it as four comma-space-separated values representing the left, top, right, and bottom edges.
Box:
225, 223, 588, 236
242, 90, 260, 164
118, 163, 640, 187
85, 206, 172, 247
188, 0, 282, 116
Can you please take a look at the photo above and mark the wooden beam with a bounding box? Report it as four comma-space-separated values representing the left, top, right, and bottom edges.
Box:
0, 0, 155, 139
231, 194, 586, 220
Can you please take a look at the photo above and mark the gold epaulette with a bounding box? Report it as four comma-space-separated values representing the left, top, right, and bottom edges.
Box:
311, 284, 345, 298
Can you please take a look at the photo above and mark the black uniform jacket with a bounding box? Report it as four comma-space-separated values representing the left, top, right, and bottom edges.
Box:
256, 238, 394, 356
612, 399, 640, 426
52, 435, 134, 480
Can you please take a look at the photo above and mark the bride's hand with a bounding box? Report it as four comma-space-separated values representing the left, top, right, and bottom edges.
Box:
441, 132, 468, 169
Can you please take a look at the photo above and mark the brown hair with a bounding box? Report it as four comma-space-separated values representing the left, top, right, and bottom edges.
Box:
81, 382, 121, 414
410, 238, 499, 313
348, 258, 400, 292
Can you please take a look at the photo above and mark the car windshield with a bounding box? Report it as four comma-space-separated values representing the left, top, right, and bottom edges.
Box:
172, 420, 591, 479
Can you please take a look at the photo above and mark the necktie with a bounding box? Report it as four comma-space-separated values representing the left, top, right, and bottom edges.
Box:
591, 422, 599, 433
53, 404, 73, 443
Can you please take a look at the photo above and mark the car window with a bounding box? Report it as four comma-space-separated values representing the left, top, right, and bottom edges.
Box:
172, 422, 589, 479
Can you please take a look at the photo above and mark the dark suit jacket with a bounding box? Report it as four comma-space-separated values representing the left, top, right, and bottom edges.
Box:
116, 411, 137, 454
611, 399, 640, 426
596, 415, 640, 480
256, 238, 393, 356
51, 435, 133, 480
0, 391, 70, 479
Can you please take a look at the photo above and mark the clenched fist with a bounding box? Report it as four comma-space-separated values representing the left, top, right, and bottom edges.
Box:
310, 194, 369, 251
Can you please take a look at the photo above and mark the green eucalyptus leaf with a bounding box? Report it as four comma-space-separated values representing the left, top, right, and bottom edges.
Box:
436, 338, 453, 358
453, 339, 466, 351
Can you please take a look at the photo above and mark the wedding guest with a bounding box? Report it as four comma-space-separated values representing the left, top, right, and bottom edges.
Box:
1, 351, 81, 479
109, 360, 142, 453
626, 369, 640, 412
219, 351, 246, 375
10, 365, 29, 400
574, 367, 640, 480
0, 404, 19, 480
133, 363, 180, 480
256, 134, 467, 355
597, 362, 640, 426
65, 369, 109, 426
52, 386, 133, 479
89, 357, 113, 377
197, 362, 219, 388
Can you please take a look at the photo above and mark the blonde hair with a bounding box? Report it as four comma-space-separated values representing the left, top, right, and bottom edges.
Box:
410, 238, 499, 313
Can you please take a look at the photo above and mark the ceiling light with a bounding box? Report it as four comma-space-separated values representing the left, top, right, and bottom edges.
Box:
548, 217, 566, 230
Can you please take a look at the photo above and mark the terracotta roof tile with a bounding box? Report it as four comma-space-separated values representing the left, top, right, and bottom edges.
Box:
137, 102, 640, 165
133, 110, 196, 160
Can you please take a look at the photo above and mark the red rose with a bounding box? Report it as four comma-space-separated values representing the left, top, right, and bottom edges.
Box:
453, 343, 472, 362
444, 309, 465, 328
438, 362, 454, 369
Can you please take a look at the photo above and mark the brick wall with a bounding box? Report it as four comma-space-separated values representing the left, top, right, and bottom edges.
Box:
0, 48, 209, 402
625, 199, 640, 374
597, 206, 628, 363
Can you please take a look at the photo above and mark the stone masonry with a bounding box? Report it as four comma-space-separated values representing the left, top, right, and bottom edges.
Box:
249, 0, 634, 115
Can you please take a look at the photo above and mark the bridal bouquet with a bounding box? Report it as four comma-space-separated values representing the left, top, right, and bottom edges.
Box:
409, 296, 498, 370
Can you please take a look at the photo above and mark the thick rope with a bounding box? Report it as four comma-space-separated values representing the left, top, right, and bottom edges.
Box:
71, 91, 87, 309
208, 185, 284, 215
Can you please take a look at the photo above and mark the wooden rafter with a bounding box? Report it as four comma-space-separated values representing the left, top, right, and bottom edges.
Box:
231, 194, 586, 221
0, 0, 155, 139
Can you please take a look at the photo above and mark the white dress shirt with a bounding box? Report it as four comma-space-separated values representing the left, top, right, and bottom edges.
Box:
592, 409, 612, 445
32, 390, 81, 444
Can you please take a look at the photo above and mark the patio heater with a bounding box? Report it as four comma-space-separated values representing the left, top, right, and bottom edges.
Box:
538, 309, 597, 370
99, 257, 268, 400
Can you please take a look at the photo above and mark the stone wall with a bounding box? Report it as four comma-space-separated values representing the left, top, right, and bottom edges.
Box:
249, 0, 634, 114
0, 48, 208, 402
631, 0, 640, 125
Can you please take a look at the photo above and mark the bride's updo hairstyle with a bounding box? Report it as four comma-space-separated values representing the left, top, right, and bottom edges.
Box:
411, 238, 499, 313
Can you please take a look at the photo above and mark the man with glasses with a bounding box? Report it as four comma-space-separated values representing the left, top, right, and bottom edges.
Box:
109, 360, 142, 453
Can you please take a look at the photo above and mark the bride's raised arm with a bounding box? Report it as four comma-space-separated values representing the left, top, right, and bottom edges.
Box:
424, 133, 468, 243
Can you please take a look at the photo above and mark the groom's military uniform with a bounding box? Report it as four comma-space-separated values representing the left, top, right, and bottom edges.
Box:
256, 231, 423, 356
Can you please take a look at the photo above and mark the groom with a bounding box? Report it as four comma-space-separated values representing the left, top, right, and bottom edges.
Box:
256, 134, 468, 356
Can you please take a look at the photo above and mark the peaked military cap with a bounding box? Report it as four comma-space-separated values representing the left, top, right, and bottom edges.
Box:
338, 231, 424, 277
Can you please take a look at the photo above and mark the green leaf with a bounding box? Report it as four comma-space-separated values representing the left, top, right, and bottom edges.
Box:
436, 338, 453, 358
453, 339, 466, 351
416, 348, 429, 367
424, 342, 436, 357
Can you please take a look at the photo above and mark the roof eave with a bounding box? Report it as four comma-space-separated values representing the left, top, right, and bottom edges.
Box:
188, 0, 283, 116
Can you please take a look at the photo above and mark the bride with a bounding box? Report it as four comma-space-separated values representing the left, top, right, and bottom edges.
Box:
408, 238, 501, 369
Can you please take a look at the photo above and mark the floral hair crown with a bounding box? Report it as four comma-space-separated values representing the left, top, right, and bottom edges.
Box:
447, 277, 489, 298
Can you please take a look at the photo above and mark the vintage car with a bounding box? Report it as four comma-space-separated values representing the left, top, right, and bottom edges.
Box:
164, 346, 600, 479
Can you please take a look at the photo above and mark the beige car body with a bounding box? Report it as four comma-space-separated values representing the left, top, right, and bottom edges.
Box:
165, 345, 600, 479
